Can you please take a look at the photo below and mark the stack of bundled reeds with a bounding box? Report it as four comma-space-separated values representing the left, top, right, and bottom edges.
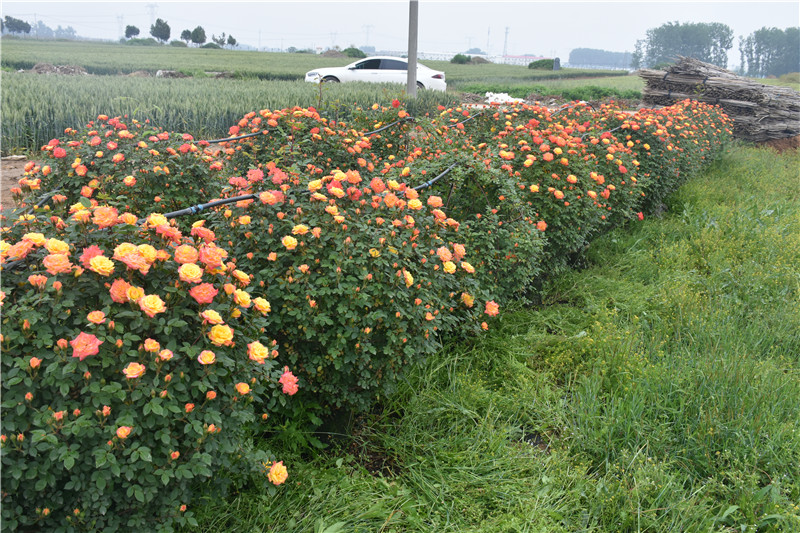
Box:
639, 57, 800, 142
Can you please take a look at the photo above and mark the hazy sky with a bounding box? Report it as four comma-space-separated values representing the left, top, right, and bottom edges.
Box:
2, 1, 798, 63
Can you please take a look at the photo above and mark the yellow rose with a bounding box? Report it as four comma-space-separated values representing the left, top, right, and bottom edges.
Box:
253, 297, 271, 315
197, 350, 216, 365
139, 294, 166, 317
89, 255, 115, 277
234, 289, 251, 308
442, 261, 456, 274
281, 235, 298, 250
208, 324, 234, 346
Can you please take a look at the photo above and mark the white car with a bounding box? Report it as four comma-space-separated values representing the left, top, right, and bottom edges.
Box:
305, 56, 446, 92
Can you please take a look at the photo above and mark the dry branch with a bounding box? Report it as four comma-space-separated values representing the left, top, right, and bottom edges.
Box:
639, 57, 800, 142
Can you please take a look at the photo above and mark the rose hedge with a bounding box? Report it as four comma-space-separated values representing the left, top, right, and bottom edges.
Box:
204, 164, 498, 414
0, 209, 295, 531
2, 98, 732, 528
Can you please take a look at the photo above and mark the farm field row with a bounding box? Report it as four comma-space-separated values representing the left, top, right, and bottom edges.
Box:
1, 38, 627, 81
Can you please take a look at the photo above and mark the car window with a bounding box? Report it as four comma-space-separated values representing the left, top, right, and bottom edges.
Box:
353, 59, 381, 70
380, 59, 408, 71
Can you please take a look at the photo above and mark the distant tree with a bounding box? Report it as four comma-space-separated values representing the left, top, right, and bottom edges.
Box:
190, 26, 206, 46
465, 47, 486, 55
569, 48, 633, 69
631, 39, 644, 70
360, 45, 376, 54
226, 34, 237, 49
150, 18, 170, 43
343, 46, 366, 58
3, 16, 31, 35
641, 21, 733, 68
180, 29, 192, 43
125, 25, 140, 39
33, 20, 55, 39
740, 26, 800, 77
54, 26, 77, 39
287, 46, 298, 53
451, 54, 471, 64
211, 33, 226, 46
201, 42, 221, 49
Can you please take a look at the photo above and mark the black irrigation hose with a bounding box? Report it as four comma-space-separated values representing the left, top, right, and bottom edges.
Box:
413, 162, 459, 191
163, 193, 261, 219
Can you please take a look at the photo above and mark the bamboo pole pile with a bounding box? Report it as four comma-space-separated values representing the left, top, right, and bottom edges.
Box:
639, 57, 800, 142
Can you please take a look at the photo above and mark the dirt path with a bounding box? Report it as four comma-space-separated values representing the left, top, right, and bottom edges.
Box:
1, 157, 29, 210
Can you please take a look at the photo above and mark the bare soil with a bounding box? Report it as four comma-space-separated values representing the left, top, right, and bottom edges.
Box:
1, 157, 30, 210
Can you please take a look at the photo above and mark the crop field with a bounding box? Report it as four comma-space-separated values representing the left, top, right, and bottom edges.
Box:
0, 73, 456, 152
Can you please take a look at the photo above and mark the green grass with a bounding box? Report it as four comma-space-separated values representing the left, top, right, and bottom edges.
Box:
182, 144, 800, 531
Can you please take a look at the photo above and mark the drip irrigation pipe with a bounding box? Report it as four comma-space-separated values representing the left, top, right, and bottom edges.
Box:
413, 162, 459, 191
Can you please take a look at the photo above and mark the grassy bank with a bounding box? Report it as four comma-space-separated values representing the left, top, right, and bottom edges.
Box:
186, 143, 800, 532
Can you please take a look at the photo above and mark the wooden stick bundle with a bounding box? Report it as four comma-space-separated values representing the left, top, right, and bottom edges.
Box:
639, 57, 800, 142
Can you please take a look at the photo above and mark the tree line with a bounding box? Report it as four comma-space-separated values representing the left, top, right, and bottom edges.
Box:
1, 16, 236, 49
571, 22, 797, 78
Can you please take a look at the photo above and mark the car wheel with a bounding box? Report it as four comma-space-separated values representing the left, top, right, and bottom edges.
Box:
416, 81, 425, 90
322, 76, 340, 83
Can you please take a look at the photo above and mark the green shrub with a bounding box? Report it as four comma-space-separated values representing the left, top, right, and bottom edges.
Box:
201, 43, 221, 50
125, 38, 159, 47
0, 209, 294, 531
342, 47, 366, 59
451, 54, 471, 65
169, 40, 188, 48
528, 59, 555, 70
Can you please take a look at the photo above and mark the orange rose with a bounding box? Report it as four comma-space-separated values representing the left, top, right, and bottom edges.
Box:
143, 338, 160, 353
189, 283, 218, 305
267, 461, 289, 485
43, 253, 73, 275
484, 300, 500, 317
173, 245, 199, 264
87, 311, 106, 325
123, 362, 146, 379
70, 331, 103, 361
92, 206, 119, 229
116, 426, 132, 439
235, 382, 250, 395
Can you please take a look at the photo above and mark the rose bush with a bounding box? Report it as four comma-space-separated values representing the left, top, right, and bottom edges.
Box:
0, 207, 294, 531
1, 97, 732, 528
204, 164, 498, 414
15, 115, 227, 216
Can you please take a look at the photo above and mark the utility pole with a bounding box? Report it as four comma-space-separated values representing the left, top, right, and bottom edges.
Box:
146, 4, 157, 27
362, 24, 373, 47
406, 0, 418, 97
486, 27, 490, 55
503, 26, 509, 58
117, 15, 124, 40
